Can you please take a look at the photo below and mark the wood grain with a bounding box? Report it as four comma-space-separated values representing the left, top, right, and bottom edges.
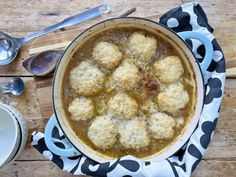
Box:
0, 160, 235, 177
0, 161, 81, 177
0, 0, 235, 176
192, 160, 236, 177
0, 0, 235, 76
0, 77, 43, 129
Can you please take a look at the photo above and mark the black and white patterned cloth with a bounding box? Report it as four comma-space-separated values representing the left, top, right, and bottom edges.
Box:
31, 2, 225, 177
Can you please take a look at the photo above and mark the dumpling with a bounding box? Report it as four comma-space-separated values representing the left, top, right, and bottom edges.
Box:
88, 115, 118, 149
118, 118, 150, 149
108, 93, 138, 119
112, 61, 139, 91
154, 56, 184, 83
92, 41, 123, 70
128, 31, 157, 62
69, 61, 104, 96
157, 82, 189, 114
68, 97, 94, 121
148, 112, 176, 140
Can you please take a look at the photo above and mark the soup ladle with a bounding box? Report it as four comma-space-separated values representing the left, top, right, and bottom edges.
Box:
0, 4, 111, 65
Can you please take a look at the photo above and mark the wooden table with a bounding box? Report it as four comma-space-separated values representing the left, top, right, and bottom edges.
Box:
0, 0, 235, 176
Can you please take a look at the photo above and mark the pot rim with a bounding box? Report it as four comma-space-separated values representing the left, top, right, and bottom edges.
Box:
0, 104, 21, 166
52, 17, 205, 163
0, 103, 28, 167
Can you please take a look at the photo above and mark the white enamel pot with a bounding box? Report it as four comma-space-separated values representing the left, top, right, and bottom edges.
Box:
44, 17, 213, 163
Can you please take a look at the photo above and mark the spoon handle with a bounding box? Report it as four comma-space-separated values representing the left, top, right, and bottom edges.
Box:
0, 87, 10, 95
16, 4, 111, 45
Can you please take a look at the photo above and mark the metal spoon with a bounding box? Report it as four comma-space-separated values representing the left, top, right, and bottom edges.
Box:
22, 8, 136, 76
0, 77, 24, 96
0, 4, 111, 65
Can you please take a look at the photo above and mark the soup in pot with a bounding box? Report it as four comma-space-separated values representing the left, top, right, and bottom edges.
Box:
62, 27, 196, 158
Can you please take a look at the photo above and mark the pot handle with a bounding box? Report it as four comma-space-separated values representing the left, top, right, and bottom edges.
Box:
44, 114, 80, 157
177, 31, 213, 72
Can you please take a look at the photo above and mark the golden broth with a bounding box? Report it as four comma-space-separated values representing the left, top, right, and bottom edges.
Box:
62, 28, 196, 158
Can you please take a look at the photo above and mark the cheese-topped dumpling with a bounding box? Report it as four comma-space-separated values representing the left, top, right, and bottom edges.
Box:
69, 61, 105, 96
92, 41, 123, 70
108, 93, 138, 119
154, 56, 184, 83
68, 97, 94, 121
118, 118, 150, 149
149, 112, 176, 140
128, 31, 157, 62
157, 82, 189, 114
112, 61, 140, 91
88, 115, 118, 149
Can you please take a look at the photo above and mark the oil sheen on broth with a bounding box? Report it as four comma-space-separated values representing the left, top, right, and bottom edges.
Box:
62, 27, 196, 158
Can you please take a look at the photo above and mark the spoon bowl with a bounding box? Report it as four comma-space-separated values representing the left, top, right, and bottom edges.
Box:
0, 32, 20, 65
22, 50, 63, 76
0, 77, 24, 96
10, 77, 25, 96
